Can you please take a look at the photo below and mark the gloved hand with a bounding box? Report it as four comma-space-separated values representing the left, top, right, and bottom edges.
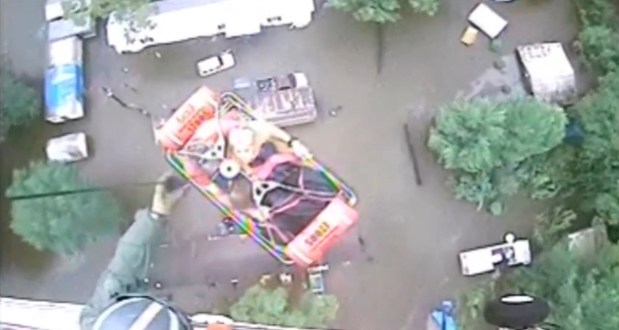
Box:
290, 139, 313, 160
151, 172, 189, 216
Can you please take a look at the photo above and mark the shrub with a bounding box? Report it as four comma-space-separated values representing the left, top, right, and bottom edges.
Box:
63, 0, 153, 30
460, 241, 619, 330
578, 25, 619, 74
428, 98, 567, 214
327, 0, 439, 23
0, 65, 40, 140
573, 0, 619, 74
230, 284, 339, 328
407, 0, 439, 16
6, 161, 123, 255
571, 71, 619, 225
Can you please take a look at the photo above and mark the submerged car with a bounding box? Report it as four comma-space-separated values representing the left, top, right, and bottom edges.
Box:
196, 50, 235, 77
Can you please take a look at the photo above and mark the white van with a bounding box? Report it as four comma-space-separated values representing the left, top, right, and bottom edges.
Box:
106, 0, 315, 53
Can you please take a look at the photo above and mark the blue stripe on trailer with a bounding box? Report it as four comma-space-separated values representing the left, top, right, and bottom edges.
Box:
44, 64, 84, 115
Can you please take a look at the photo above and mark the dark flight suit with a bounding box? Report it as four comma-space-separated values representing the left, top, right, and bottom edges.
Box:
79, 209, 165, 330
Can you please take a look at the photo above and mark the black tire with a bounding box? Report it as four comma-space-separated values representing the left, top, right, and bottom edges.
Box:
484, 295, 550, 329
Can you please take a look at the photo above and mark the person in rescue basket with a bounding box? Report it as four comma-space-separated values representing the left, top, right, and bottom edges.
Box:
79, 172, 201, 330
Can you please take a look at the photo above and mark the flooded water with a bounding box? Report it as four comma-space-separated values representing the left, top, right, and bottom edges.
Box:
0, 0, 579, 329
0, 0, 47, 77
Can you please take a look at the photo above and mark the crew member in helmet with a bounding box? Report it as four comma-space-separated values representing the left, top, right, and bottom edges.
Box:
78, 172, 219, 330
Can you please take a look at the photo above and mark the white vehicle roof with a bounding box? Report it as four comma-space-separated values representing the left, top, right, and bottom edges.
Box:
107, 0, 315, 53
199, 56, 223, 70
459, 239, 531, 275
48, 36, 83, 66
468, 3, 508, 39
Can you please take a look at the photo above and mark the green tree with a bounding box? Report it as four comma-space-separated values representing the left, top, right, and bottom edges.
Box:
532, 206, 578, 248
428, 98, 567, 214
510, 243, 619, 329
573, 0, 619, 74
429, 99, 507, 173
63, 0, 153, 28
230, 284, 339, 328
327, 0, 438, 23
494, 72, 619, 227
570, 71, 619, 225
0, 65, 40, 140
458, 276, 498, 330
460, 240, 619, 330
578, 25, 619, 74
429, 98, 566, 172
575, 0, 618, 27
513, 145, 576, 200
6, 161, 123, 255
407, 0, 439, 17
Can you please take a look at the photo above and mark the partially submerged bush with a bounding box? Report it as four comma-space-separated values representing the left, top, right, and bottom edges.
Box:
574, 0, 619, 74
407, 0, 439, 16
0, 65, 39, 140
6, 161, 123, 255
577, 25, 619, 74
63, 0, 153, 27
570, 71, 619, 225
230, 284, 339, 328
327, 0, 439, 23
428, 98, 567, 214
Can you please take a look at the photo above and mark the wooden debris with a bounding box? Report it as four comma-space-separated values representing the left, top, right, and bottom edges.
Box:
461, 26, 479, 46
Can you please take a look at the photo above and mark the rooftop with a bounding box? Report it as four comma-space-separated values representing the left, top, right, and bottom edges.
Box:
516, 42, 577, 105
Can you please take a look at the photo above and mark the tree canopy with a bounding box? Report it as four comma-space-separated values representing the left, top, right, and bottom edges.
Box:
327, 0, 438, 23
6, 161, 123, 255
429, 98, 566, 173
461, 240, 619, 330
63, 0, 152, 27
230, 284, 339, 328
574, 0, 619, 74
565, 72, 619, 225
454, 2, 619, 329
456, 73, 619, 328
0, 65, 39, 141
428, 98, 567, 214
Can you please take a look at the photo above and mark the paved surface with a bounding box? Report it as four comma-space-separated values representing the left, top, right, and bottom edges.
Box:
0, 1, 578, 329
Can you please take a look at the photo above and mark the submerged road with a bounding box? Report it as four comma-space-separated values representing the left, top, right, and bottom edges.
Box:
0, 1, 578, 329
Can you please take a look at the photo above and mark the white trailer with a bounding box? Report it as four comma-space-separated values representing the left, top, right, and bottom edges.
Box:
458, 233, 532, 276
107, 0, 316, 53
44, 37, 85, 123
